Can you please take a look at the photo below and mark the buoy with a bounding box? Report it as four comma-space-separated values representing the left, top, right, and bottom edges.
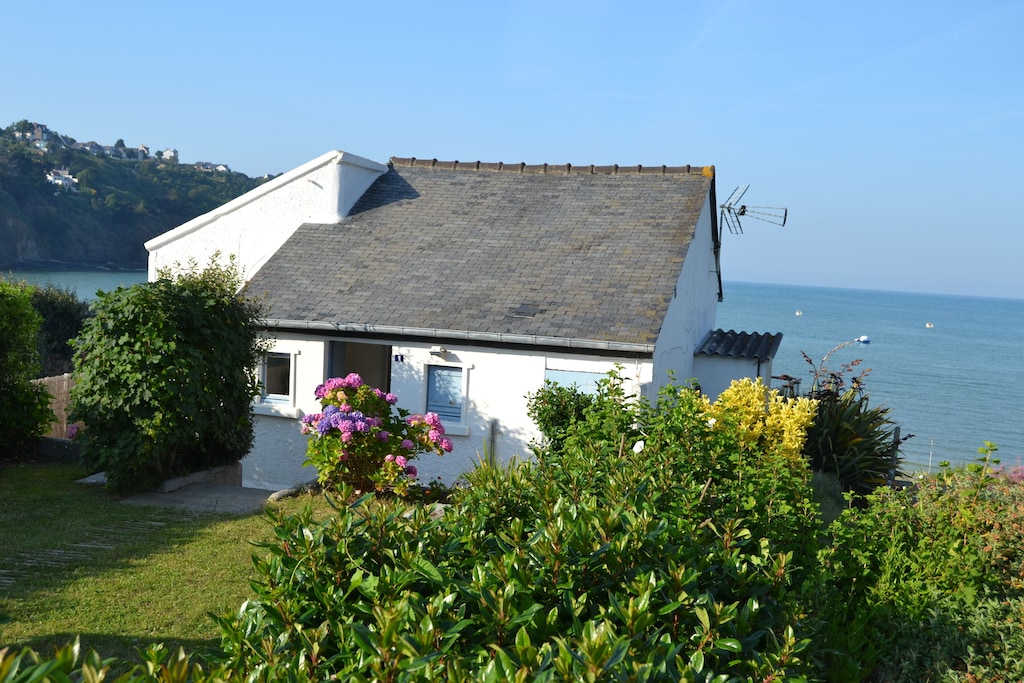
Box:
926, 322, 934, 328
795, 309, 802, 316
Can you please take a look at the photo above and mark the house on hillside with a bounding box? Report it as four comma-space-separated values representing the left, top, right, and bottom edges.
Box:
146, 151, 782, 490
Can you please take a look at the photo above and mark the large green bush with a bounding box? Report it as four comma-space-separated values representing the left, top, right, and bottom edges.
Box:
813, 443, 1024, 681
0, 278, 54, 457
799, 347, 909, 496
70, 258, 267, 492
208, 375, 821, 680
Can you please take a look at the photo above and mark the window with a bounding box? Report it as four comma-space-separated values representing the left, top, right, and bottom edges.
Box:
545, 369, 604, 395
262, 352, 292, 403
426, 365, 463, 423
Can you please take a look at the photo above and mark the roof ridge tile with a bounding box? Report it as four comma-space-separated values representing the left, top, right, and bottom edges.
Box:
390, 156, 713, 177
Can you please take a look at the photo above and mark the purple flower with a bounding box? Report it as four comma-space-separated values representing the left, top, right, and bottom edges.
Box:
406, 465, 417, 477
377, 431, 390, 442
67, 423, 79, 439
385, 393, 398, 404
341, 373, 363, 388
401, 439, 415, 450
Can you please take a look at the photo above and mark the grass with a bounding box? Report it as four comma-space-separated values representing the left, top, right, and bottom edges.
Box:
0, 459, 335, 667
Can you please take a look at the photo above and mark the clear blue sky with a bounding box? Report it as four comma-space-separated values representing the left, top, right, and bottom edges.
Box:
4, 1, 1021, 299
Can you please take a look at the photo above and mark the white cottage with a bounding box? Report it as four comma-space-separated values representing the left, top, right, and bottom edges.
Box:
146, 151, 781, 490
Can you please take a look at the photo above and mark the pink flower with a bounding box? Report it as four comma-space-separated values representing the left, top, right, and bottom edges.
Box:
339, 403, 353, 413
429, 428, 442, 443
385, 393, 398, 404
395, 455, 407, 468
341, 373, 363, 388
440, 437, 453, 453
340, 431, 353, 442
425, 412, 442, 428
385, 454, 395, 462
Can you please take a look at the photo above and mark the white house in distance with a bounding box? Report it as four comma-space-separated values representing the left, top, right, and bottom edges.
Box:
146, 151, 782, 491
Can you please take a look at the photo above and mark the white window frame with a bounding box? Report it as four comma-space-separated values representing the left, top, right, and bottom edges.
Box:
254, 349, 302, 418
425, 361, 470, 436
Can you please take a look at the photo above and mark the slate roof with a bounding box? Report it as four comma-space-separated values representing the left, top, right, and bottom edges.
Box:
246, 157, 715, 354
694, 329, 783, 360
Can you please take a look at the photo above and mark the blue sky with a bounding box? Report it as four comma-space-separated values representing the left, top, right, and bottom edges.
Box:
4, 1, 1022, 299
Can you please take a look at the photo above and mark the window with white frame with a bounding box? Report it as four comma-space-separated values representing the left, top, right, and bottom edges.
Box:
261, 352, 293, 404
426, 365, 464, 424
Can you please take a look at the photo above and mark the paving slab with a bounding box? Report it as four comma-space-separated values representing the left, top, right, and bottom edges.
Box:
121, 483, 277, 514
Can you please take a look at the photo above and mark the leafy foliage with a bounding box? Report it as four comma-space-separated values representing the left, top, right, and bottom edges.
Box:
70, 258, 268, 492
800, 342, 910, 496
209, 374, 821, 680
0, 278, 53, 456
813, 443, 1024, 681
28, 282, 92, 376
525, 378, 595, 454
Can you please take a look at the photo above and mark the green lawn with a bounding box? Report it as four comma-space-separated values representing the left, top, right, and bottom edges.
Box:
0, 460, 334, 666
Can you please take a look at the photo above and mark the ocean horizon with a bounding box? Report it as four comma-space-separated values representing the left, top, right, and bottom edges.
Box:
5, 269, 1020, 474
716, 281, 1024, 473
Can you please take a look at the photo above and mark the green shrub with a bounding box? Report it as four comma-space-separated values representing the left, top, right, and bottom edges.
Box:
29, 281, 92, 376
812, 443, 1024, 681
70, 257, 267, 492
526, 378, 595, 454
210, 374, 820, 680
0, 278, 54, 456
799, 345, 909, 496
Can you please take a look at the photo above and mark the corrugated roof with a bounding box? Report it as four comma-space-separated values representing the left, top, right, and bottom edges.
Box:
695, 329, 783, 360
247, 158, 714, 353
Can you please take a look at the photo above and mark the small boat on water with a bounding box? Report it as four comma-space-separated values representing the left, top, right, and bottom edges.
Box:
856, 335, 871, 344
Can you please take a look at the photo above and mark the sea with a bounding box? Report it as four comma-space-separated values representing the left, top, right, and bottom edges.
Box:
716, 281, 1024, 473
3, 268, 148, 301
5, 270, 1021, 473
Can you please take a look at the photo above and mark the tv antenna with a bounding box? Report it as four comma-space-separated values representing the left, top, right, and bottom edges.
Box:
719, 184, 788, 235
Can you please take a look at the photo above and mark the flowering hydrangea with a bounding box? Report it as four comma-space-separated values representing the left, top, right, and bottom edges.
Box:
302, 373, 453, 495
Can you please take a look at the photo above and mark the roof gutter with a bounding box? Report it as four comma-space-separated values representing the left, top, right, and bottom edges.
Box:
264, 318, 655, 355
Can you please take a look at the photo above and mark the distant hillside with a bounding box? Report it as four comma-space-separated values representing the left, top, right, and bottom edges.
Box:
0, 120, 267, 269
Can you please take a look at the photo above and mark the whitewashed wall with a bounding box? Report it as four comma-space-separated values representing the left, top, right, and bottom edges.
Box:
651, 195, 720, 394
145, 151, 387, 281
243, 335, 651, 490
692, 355, 775, 401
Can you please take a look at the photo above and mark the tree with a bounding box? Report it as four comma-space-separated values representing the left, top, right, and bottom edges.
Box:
0, 279, 54, 457
70, 257, 268, 492
29, 283, 91, 376
114, 138, 125, 149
